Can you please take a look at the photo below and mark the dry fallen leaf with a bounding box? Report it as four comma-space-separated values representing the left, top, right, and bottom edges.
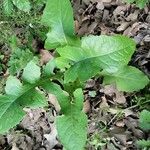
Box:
40, 49, 53, 65
83, 100, 91, 113
103, 84, 126, 104
100, 96, 109, 109
11, 143, 19, 150
115, 120, 125, 127
48, 93, 61, 112
44, 123, 58, 149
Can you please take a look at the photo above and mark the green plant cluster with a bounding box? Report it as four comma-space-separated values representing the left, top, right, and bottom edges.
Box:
125, 0, 150, 8
137, 110, 150, 149
0, 0, 150, 150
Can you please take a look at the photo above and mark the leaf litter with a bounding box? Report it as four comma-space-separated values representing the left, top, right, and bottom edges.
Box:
0, 0, 150, 149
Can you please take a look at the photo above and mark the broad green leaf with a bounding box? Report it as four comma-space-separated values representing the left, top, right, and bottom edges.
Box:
19, 89, 47, 108
0, 77, 49, 134
55, 57, 70, 69
56, 113, 87, 150
22, 61, 41, 84
3, 0, 13, 15
5, 76, 22, 96
42, 83, 88, 150
12, 0, 31, 12
43, 59, 55, 76
0, 95, 25, 134
57, 35, 136, 83
139, 110, 150, 130
103, 66, 149, 92
56, 89, 87, 150
41, 0, 78, 49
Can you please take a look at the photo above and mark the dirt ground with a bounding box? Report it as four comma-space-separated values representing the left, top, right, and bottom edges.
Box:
0, 0, 150, 150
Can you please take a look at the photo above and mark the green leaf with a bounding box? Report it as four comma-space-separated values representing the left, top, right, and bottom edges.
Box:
42, 82, 70, 114
57, 113, 87, 150
43, 59, 55, 76
139, 110, 150, 131
55, 57, 70, 69
42, 82, 88, 150
103, 66, 149, 92
137, 140, 150, 148
5, 76, 22, 96
8, 48, 33, 75
3, 0, 13, 15
0, 95, 25, 134
57, 35, 135, 83
0, 76, 49, 134
19, 88, 47, 108
41, 0, 79, 49
22, 61, 41, 84
12, 0, 31, 12
56, 89, 87, 150
126, 0, 149, 8
137, 0, 149, 8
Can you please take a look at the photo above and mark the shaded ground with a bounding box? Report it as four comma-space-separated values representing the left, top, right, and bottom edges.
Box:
0, 0, 150, 150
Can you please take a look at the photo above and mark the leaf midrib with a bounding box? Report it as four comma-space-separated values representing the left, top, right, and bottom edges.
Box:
69, 45, 133, 68
0, 77, 51, 120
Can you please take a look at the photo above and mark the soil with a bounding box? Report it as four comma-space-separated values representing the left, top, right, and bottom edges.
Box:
0, 0, 150, 150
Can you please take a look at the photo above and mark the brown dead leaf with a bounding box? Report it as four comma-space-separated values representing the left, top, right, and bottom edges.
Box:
115, 120, 125, 127
117, 22, 130, 32
48, 94, 61, 112
83, 100, 91, 113
103, 84, 116, 96
44, 123, 58, 149
11, 143, 19, 150
40, 49, 53, 65
100, 96, 109, 109
115, 91, 126, 104
103, 84, 126, 104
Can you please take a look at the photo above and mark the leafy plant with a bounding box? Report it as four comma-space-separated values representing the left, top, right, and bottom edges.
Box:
137, 110, 150, 149
139, 110, 150, 131
125, 0, 150, 8
0, 0, 149, 150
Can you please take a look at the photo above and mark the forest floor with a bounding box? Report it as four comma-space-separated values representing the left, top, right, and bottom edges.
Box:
0, 0, 150, 150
